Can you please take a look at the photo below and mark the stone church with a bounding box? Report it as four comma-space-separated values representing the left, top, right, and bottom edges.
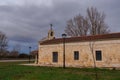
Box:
38, 27, 120, 68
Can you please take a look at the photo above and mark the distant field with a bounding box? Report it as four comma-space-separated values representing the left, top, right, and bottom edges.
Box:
0, 62, 120, 80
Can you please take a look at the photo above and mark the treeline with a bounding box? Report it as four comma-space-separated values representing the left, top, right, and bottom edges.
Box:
0, 50, 36, 59
0, 31, 37, 59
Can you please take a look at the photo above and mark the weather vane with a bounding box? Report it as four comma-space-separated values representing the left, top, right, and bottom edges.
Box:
50, 24, 53, 30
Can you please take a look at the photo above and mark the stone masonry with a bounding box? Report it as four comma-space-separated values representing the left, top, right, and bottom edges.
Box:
38, 39, 120, 68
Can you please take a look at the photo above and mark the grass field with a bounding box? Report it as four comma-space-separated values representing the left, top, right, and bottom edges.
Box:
0, 62, 120, 80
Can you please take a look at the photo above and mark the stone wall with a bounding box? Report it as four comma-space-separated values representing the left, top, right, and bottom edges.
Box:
38, 39, 120, 68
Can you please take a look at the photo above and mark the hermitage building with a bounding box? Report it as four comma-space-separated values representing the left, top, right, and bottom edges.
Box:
37, 27, 120, 68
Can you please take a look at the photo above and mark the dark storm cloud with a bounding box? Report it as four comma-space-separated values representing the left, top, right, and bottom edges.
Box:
0, 1, 82, 44
0, 5, 51, 43
0, 0, 120, 50
9, 35, 37, 43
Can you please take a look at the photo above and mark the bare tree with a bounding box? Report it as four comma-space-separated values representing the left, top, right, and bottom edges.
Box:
30, 50, 38, 59
10, 44, 21, 57
65, 7, 110, 37
13, 44, 21, 53
89, 41, 98, 80
65, 14, 89, 36
0, 31, 8, 57
87, 7, 110, 35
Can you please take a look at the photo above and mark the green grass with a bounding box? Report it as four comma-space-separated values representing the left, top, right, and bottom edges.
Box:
0, 62, 120, 80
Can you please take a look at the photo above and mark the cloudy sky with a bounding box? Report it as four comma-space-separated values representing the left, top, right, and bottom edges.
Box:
0, 0, 120, 53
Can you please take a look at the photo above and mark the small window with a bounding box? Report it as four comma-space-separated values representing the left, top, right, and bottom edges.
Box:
96, 51, 102, 61
74, 51, 79, 60
53, 52, 58, 62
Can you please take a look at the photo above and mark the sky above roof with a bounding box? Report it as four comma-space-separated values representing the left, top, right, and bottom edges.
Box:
0, 0, 120, 53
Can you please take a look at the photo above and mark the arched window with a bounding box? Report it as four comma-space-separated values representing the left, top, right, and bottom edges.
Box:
51, 32, 53, 36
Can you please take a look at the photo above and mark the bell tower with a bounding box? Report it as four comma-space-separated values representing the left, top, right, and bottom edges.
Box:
48, 24, 55, 40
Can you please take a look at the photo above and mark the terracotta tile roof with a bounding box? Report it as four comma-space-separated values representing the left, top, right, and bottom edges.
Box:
40, 32, 120, 45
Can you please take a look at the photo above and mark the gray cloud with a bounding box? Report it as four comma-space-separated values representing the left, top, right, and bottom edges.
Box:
0, 0, 120, 52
